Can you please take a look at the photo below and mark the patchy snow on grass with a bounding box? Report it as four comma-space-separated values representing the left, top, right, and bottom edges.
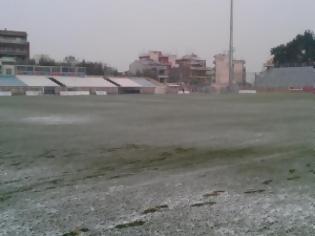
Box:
21, 115, 92, 125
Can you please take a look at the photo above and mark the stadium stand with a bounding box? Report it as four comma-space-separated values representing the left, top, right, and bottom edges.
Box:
17, 75, 59, 87
52, 76, 118, 95
16, 75, 60, 95
107, 77, 142, 94
0, 75, 26, 87
107, 77, 156, 94
107, 77, 141, 87
129, 78, 156, 94
255, 67, 315, 90
0, 75, 27, 95
0, 75, 160, 96
131, 78, 156, 87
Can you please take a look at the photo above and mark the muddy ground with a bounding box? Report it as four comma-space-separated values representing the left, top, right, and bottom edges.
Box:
0, 94, 315, 235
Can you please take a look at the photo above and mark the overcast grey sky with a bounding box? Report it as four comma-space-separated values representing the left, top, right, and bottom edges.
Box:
1, 0, 315, 72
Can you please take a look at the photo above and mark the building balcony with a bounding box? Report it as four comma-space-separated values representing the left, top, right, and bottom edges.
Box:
0, 48, 28, 55
190, 66, 208, 71
158, 75, 169, 79
191, 75, 208, 79
0, 39, 28, 45
15, 65, 86, 76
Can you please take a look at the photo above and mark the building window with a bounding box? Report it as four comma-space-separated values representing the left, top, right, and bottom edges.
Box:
159, 70, 165, 75
5, 68, 13, 75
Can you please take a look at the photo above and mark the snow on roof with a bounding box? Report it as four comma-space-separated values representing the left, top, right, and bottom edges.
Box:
17, 75, 59, 87
53, 76, 117, 88
131, 78, 156, 87
108, 77, 142, 87
167, 83, 181, 87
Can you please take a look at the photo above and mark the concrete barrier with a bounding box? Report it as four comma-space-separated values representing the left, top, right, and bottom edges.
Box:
178, 91, 191, 95
95, 91, 108, 96
60, 91, 90, 96
0, 91, 12, 96
239, 90, 257, 94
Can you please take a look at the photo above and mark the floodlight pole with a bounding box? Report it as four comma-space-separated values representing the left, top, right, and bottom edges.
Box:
229, 0, 234, 90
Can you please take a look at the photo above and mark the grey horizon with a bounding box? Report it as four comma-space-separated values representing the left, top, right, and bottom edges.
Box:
1, 0, 315, 72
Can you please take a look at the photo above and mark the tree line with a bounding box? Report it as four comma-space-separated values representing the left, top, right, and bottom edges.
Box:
25, 55, 120, 76
271, 30, 315, 67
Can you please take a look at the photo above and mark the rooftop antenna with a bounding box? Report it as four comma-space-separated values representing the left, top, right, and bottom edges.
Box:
229, 0, 234, 90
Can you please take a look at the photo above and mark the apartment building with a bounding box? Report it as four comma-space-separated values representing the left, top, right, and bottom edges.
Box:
0, 29, 30, 62
129, 51, 176, 83
175, 54, 210, 85
213, 53, 246, 90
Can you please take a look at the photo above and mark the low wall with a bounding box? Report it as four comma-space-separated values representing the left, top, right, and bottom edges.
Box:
239, 90, 257, 94
166, 87, 180, 94
65, 87, 118, 95
255, 88, 296, 93
140, 87, 155, 94
95, 91, 108, 96
0, 91, 12, 96
302, 87, 315, 93
178, 91, 191, 95
118, 88, 141, 94
90, 87, 118, 95
26, 91, 43, 96
60, 91, 90, 96
0, 86, 29, 95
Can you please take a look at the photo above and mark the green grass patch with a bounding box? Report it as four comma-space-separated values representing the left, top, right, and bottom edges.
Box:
115, 220, 146, 229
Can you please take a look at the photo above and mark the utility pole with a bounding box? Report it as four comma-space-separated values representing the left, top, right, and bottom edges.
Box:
229, 0, 234, 90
